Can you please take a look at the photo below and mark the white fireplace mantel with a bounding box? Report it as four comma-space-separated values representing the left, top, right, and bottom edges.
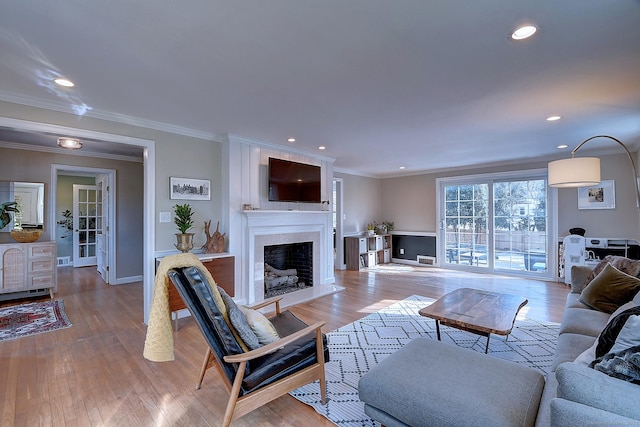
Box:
241, 209, 340, 307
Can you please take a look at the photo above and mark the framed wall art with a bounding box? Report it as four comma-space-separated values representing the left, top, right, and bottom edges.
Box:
577, 180, 615, 210
170, 177, 211, 200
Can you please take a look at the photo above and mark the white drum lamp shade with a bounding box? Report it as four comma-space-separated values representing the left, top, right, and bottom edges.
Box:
548, 157, 601, 188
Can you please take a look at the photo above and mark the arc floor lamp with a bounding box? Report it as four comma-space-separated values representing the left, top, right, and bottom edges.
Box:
548, 135, 640, 207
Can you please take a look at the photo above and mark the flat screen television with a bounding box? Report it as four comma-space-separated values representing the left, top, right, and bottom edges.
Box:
268, 157, 321, 203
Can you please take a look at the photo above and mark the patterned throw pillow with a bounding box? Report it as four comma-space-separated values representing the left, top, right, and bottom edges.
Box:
595, 305, 640, 358
238, 305, 281, 345
584, 256, 640, 288
579, 263, 640, 313
218, 288, 262, 350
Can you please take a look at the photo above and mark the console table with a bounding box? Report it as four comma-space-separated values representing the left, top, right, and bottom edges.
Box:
155, 252, 235, 330
0, 241, 57, 301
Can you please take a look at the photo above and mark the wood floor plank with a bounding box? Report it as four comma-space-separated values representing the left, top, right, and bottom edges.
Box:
0, 264, 569, 426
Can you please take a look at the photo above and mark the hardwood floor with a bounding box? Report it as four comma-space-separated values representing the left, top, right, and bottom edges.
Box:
0, 264, 569, 426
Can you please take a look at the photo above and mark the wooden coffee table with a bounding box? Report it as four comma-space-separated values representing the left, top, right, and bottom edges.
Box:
418, 288, 528, 353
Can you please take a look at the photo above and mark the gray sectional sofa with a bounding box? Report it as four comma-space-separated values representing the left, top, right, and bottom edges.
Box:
540, 262, 640, 426
359, 257, 640, 426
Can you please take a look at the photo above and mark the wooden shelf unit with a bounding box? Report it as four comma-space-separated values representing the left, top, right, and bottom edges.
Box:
345, 234, 392, 270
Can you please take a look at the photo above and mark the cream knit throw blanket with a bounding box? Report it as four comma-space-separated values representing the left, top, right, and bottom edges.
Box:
143, 253, 223, 362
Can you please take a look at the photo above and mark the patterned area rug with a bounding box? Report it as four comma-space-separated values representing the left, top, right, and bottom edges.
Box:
0, 300, 72, 341
290, 294, 559, 426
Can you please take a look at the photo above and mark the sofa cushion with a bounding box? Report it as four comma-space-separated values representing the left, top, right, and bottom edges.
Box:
556, 361, 640, 420
579, 263, 640, 314
595, 306, 640, 358
565, 292, 591, 309
558, 307, 610, 337
553, 333, 598, 372
550, 398, 640, 427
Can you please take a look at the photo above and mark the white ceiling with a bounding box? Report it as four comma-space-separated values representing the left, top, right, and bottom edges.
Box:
1, 1, 639, 177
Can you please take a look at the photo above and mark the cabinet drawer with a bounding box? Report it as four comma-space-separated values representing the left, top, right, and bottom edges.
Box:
28, 274, 54, 288
29, 258, 54, 273
29, 244, 55, 258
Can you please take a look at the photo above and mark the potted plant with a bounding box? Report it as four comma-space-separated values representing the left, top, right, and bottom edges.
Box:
366, 223, 376, 236
174, 203, 195, 252
0, 201, 18, 230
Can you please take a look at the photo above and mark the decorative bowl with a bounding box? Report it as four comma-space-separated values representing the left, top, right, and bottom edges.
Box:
10, 229, 43, 243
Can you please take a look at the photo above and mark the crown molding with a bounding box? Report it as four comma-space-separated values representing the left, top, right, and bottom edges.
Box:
0, 140, 143, 163
227, 133, 335, 163
0, 91, 227, 143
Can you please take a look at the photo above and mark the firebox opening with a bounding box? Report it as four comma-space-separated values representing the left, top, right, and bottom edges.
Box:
264, 241, 313, 298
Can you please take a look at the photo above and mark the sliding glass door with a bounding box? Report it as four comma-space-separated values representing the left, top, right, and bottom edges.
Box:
444, 184, 489, 268
439, 171, 553, 278
493, 179, 548, 273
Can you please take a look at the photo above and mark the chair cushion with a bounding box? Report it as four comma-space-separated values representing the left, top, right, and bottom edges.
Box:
579, 263, 640, 313
240, 310, 329, 394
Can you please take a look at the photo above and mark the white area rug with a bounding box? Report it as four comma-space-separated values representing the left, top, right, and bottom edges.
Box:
290, 294, 559, 426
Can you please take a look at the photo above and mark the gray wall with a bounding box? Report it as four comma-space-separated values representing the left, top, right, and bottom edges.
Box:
0, 146, 144, 278
380, 153, 640, 240
0, 100, 223, 280
334, 171, 383, 235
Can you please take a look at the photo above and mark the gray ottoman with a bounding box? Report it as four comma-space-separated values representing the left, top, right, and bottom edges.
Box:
358, 338, 545, 427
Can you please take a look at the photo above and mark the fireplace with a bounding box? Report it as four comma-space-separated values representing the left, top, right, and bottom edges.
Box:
241, 210, 343, 307
264, 242, 313, 298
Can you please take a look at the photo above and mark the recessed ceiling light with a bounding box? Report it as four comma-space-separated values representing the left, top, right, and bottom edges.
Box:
54, 78, 75, 87
511, 25, 537, 40
57, 137, 83, 149
399, 166, 406, 170
318, 146, 326, 150
557, 144, 569, 149
287, 138, 296, 143
547, 116, 562, 121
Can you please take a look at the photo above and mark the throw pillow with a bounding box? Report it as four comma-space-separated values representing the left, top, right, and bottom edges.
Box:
596, 306, 640, 358
573, 300, 637, 366
218, 288, 261, 351
610, 314, 640, 354
583, 255, 640, 288
579, 263, 640, 313
590, 345, 640, 385
238, 305, 281, 345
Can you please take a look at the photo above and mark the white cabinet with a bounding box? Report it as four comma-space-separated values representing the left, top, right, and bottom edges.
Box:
0, 241, 56, 300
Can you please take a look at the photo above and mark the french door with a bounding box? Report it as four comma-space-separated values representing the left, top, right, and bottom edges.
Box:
72, 184, 101, 267
439, 171, 553, 278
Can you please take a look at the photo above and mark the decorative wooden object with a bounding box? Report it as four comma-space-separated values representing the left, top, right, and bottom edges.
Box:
202, 220, 226, 254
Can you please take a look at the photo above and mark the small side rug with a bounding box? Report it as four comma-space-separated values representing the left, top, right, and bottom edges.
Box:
0, 299, 72, 341
290, 294, 559, 426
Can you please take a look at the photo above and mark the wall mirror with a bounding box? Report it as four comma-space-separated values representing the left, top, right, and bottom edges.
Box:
0, 181, 45, 232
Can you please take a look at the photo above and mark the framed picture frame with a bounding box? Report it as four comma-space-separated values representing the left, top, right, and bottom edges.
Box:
577, 180, 615, 210
170, 177, 211, 200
